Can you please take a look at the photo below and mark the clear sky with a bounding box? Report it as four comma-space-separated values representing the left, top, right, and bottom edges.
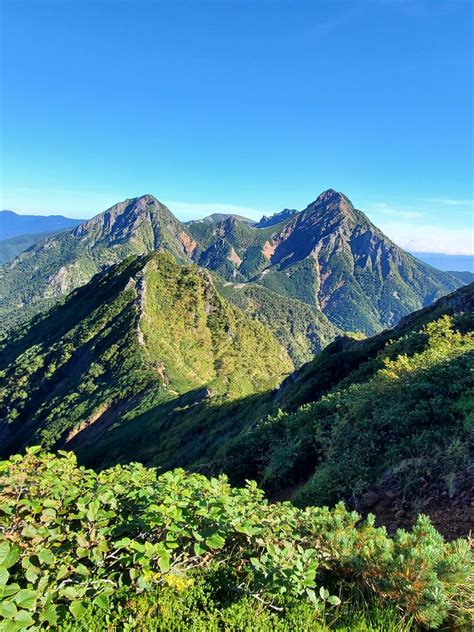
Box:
0, 0, 472, 254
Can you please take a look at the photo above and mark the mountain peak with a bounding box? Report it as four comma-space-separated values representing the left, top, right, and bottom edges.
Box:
132, 193, 160, 205
255, 208, 298, 228
313, 189, 352, 207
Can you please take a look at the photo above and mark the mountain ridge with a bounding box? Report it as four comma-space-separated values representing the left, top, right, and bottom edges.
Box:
0, 251, 292, 464
0, 209, 84, 239
0, 189, 461, 339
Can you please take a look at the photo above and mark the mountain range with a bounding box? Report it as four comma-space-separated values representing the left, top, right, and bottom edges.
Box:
0, 209, 83, 239
0, 189, 461, 339
0, 188, 472, 539
0, 210, 85, 265
0, 246, 472, 537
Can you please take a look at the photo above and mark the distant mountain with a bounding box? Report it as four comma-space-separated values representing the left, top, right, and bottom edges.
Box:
0, 195, 197, 330
254, 208, 298, 228
0, 209, 83, 239
187, 189, 460, 334
412, 252, 474, 273
0, 229, 74, 264
448, 270, 474, 284
0, 252, 291, 466
0, 189, 461, 339
187, 213, 255, 225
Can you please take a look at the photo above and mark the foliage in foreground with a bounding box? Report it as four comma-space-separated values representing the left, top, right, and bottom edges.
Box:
0, 450, 473, 630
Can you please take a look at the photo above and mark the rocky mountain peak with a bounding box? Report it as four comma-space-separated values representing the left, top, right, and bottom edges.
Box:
255, 208, 298, 228
312, 189, 353, 208
72, 194, 176, 239
301, 189, 356, 225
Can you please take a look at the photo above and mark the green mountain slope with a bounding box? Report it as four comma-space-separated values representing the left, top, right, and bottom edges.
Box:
0, 229, 78, 264
188, 190, 460, 334
0, 195, 198, 331
0, 252, 291, 466
0, 189, 461, 348
215, 277, 340, 366
219, 283, 474, 538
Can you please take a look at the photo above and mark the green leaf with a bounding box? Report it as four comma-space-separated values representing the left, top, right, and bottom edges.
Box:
26, 446, 42, 455
14, 609, 35, 626
76, 547, 88, 559
328, 595, 341, 606
0, 540, 10, 565
2, 583, 20, 598
193, 542, 206, 556
0, 600, 17, 619
20, 525, 37, 540
14, 589, 37, 610
38, 548, 55, 565
25, 567, 38, 583
41, 604, 58, 625
158, 556, 170, 573
75, 563, 90, 576
93, 595, 109, 611
0, 566, 9, 585
4, 546, 20, 570
69, 600, 86, 619
205, 533, 225, 550
306, 588, 321, 609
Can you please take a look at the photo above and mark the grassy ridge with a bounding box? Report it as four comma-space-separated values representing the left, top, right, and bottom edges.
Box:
0, 253, 292, 468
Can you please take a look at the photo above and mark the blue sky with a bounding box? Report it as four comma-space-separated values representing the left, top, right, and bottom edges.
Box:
0, 0, 472, 254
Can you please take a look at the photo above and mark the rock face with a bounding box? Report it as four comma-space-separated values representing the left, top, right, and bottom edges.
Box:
0, 189, 461, 336
188, 189, 460, 334
254, 208, 298, 228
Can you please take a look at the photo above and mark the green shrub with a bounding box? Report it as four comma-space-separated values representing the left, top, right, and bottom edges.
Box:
0, 449, 472, 629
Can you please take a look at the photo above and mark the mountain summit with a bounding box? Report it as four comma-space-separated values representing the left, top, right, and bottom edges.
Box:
0, 195, 198, 329
187, 190, 459, 333
0, 189, 460, 337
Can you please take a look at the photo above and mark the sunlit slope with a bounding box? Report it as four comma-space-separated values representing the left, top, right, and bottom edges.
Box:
0, 252, 292, 465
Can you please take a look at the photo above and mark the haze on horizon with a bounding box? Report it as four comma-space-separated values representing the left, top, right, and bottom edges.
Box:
0, 0, 472, 256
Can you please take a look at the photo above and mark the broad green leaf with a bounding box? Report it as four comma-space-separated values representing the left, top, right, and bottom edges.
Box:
14, 609, 35, 626
75, 563, 90, 576
0, 600, 17, 619
158, 556, 170, 573
0, 566, 9, 585
41, 604, 58, 625
69, 600, 86, 619
205, 534, 225, 550
93, 595, 109, 611
193, 542, 206, 556
38, 548, 55, 565
14, 589, 37, 610
0, 542, 10, 565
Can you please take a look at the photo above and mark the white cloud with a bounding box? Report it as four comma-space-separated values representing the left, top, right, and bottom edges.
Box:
379, 221, 474, 256
367, 202, 426, 219
426, 198, 474, 207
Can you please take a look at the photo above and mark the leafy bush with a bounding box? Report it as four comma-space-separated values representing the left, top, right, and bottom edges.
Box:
1, 449, 472, 630
224, 314, 474, 513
